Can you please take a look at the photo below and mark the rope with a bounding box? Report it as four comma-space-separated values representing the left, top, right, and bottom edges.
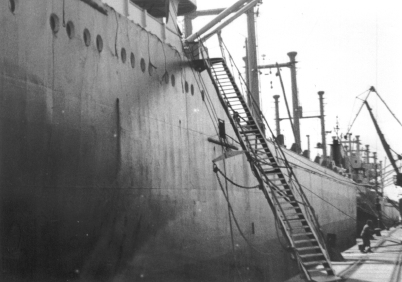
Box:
214, 167, 271, 255
214, 165, 260, 189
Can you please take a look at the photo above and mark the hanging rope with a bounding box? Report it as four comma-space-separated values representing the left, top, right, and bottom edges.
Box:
214, 164, 260, 189
214, 166, 272, 255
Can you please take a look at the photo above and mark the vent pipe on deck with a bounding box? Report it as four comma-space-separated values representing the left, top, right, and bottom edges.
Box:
273, 95, 280, 136
273, 95, 284, 145
318, 91, 327, 162
356, 135, 360, 156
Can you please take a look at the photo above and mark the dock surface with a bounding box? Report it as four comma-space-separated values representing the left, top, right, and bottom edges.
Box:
332, 226, 402, 282
286, 226, 402, 282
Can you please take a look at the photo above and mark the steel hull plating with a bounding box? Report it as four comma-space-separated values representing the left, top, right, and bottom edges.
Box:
1, 1, 359, 281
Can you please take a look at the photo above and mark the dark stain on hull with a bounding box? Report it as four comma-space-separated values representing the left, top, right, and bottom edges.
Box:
116, 98, 121, 177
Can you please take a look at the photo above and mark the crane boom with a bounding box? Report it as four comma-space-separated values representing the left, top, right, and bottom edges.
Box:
364, 100, 401, 186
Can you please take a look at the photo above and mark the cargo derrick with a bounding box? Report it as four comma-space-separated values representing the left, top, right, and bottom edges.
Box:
363, 89, 402, 222
364, 101, 402, 187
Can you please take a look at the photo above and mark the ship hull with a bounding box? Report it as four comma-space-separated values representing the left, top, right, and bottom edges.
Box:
0, 1, 368, 281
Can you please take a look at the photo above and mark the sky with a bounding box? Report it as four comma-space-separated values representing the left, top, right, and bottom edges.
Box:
190, 0, 402, 192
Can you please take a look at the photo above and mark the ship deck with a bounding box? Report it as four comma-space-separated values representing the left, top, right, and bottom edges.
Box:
286, 226, 402, 282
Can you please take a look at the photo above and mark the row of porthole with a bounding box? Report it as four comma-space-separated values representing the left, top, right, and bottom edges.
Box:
8, 0, 203, 98
49, 14, 200, 97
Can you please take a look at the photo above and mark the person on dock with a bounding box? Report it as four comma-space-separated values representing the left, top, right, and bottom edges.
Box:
360, 220, 374, 253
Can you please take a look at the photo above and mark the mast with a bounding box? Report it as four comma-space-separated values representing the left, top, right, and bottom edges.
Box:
247, 7, 260, 119
288, 52, 301, 151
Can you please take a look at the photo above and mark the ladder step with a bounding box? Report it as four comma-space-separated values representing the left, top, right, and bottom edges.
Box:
285, 214, 306, 221
296, 246, 321, 251
229, 102, 246, 106
274, 192, 294, 198
299, 253, 324, 259
278, 200, 298, 205
303, 260, 327, 266
240, 130, 260, 134
286, 216, 306, 222
268, 182, 288, 188
239, 122, 257, 127
269, 177, 285, 182
278, 206, 299, 211
307, 267, 333, 273
292, 228, 311, 234
294, 239, 316, 244
285, 217, 305, 222
285, 212, 304, 217
292, 232, 313, 237
264, 168, 281, 174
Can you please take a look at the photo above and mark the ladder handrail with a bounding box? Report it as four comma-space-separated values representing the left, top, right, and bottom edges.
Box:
209, 60, 299, 232
207, 60, 335, 279
209, 61, 300, 257
200, 36, 335, 277
214, 43, 331, 260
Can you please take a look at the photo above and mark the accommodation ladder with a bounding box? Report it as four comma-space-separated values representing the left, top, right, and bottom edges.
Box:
201, 56, 340, 282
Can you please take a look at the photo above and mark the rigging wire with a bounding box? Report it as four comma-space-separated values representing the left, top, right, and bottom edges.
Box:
372, 88, 402, 128
276, 65, 296, 139
347, 89, 371, 134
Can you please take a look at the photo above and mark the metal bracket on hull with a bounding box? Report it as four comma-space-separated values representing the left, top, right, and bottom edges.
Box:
207, 137, 238, 150
213, 150, 245, 162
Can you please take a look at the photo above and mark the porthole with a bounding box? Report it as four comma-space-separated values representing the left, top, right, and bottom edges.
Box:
171, 74, 175, 87
50, 14, 60, 34
96, 35, 103, 52
191, 84, 194, 95
140, 58, 146, 72
66, 21, 75, 39
130, 53, 135, 68
9, 0, 16, 13
83, 28, 91, 47
121, 48, 126, 63
201, 90, 205, 101
185, 81, 189, 93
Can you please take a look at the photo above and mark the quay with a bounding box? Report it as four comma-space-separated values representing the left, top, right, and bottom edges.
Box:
286, 226, 402, 282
